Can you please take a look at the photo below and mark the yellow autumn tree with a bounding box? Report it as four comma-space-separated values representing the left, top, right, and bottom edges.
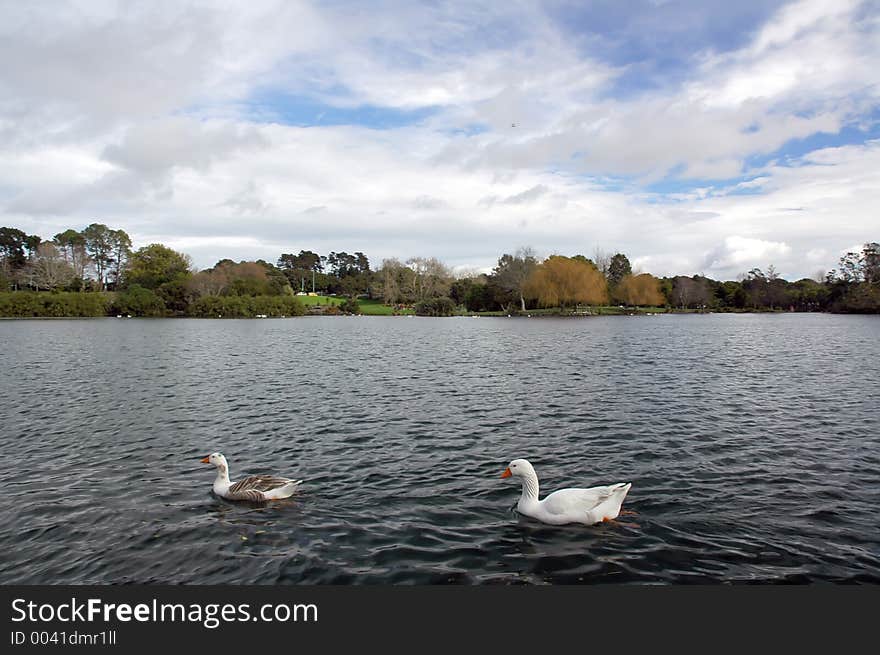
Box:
613, 273, 665, 306
524, 255, 608, 308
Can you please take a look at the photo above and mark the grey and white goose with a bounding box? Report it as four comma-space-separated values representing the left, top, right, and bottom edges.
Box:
200, 452, 303, 501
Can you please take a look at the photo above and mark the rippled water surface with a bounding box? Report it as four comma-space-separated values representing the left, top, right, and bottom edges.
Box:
1, 314, 879, 584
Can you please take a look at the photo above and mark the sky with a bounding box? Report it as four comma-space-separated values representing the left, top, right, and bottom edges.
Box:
1, 0, 878, 280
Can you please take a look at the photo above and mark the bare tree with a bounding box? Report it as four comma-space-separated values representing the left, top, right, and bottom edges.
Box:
378, 258, 406, 304
29, 242, 74, 290
672, 276, 695, 308
405, 257, 452, 301
592, 247, 612, 279
672, 276, 712, 309
188, 266, 231, 298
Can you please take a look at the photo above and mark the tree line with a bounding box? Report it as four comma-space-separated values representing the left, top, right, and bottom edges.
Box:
1, 224, 878, 316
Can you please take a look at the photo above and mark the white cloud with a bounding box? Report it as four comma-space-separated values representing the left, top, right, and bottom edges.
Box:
703, 236, 792, 271
0, 0, 878, 282
806, 248, 827, 262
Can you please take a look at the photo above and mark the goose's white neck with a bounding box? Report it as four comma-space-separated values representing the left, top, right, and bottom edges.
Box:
517, 471, 540, 503
214, 462, 230, 487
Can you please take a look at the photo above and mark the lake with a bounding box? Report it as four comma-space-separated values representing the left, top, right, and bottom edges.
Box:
1, 313, 878, 584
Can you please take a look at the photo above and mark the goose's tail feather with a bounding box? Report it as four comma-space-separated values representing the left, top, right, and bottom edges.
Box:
612, 482, 632, 500
264, 480, 303, 500
611, 482, 632, 506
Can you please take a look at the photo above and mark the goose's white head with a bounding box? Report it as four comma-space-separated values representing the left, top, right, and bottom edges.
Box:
200, 452, 228, 472
501, 458, 535, 479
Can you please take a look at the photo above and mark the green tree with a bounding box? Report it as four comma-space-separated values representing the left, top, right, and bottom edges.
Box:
126, 244, 193, 290
863, 242, 880, 284
764, 265, 789, 309
278, 250, 325, 292
82, 223, 114, 290
227, 262, 273, 296
492, 247, 538, 311
742, 268, 769, 308
789, 278, 827, 311
53, 229, 89, 290
717, 280, 746, 309
108, 228, 132, 290
0, 227, 41, 289
466, 279, 500, 312
827, 242, 880, 312
125, 243, 193, 314
325, 251, 370, 277
607, 253, 632, 290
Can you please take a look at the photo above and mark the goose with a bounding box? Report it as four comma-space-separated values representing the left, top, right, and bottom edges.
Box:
200, 452, 302, 501
501, 458, 631, 525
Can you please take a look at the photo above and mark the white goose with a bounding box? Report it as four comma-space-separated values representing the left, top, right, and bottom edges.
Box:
200, 452, 302, 501
501, 458, 631, 525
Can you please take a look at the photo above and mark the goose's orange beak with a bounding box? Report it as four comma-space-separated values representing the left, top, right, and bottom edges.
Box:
500, 467, 512, 479
200, 456, 210, 464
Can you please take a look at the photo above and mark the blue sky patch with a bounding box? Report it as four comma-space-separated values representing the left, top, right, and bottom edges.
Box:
244, 90, 439, 129
746, 115, 880, 169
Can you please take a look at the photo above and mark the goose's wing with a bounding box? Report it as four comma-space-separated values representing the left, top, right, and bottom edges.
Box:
541, 486, 619, 515
229, 475, 299, 494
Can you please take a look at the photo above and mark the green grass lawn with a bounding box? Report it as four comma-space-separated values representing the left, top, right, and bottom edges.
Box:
356, 298, 414, 315
295, 294, 344, 306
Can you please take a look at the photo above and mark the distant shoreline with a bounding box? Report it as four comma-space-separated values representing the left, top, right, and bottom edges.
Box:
1, 309, 870, 320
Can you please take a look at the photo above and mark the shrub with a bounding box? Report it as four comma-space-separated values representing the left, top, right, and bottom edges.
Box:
338, 298, 360, 314
0, 291, 110, 317
111, 285, 166, 317
187, 295, 305, 318
414, 296, 457, 316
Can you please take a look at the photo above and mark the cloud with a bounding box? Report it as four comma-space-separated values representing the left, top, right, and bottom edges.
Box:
479, 184, 550, 207
500, 184, 550, 205
102, 117, 268, 177
0, 0, 878, 283
702, 236, 792, 272
222, 180, 270, 215
413, 195, 447, 210
806, 247, 828, 262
